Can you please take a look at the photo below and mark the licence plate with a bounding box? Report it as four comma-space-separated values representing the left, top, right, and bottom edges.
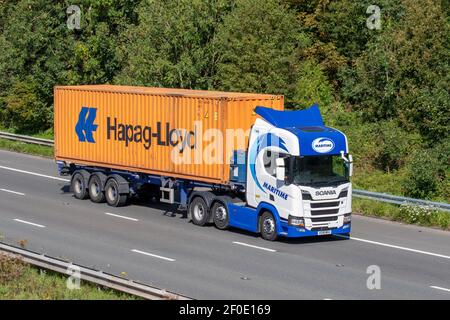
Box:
318, 230, 332, 236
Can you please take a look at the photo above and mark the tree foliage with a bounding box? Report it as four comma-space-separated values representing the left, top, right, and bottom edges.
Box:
341, 0, 450, 142
116, 0, 233, 89
214, 0, 310, 105
0, 0, 448, 199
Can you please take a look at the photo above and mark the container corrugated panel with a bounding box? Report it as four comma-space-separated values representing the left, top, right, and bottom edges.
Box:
54, 85, 284, 184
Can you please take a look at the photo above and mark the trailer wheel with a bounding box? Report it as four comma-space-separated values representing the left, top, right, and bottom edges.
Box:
105, 178, 128, 207
189, 197, 209, 226
72, 172, 88, 200
88, 175, 105, 203
212, 201, 229, 230
259, 211, 278, 241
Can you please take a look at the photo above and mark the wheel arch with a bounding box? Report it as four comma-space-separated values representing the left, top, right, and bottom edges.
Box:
256, 202, 283, 234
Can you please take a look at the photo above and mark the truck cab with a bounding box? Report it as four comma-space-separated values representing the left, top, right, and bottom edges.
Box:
228, 104, 353, 240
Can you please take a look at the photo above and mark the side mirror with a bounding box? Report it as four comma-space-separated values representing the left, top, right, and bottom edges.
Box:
348, 154, 353, 177
341, 151, 353, 177
275, 158, 285, 181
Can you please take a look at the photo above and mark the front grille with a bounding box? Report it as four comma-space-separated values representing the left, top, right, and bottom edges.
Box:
310, 201, 340, 208
311, 216, 338, 223
302, 189, 348, 200
310, 208, 339, 216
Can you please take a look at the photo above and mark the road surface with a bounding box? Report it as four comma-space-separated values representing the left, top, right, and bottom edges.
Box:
0, 149, 449, 299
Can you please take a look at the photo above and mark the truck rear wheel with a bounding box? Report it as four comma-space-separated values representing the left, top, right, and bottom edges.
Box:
72, 173, 88, 200
105, 178, 128, 207
212, 201, 229, 230
88, 175, 105, 203
260, 211, 278, 241
189, 197, 209, 226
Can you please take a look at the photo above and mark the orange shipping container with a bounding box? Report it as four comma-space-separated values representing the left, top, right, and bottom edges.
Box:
54, 85, 284, 184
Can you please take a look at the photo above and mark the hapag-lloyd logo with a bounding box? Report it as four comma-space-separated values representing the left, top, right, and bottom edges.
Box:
106, 117, 197, 152
74, 107, 251, 164
75, 107, 197, 152
75, 107, 98, 143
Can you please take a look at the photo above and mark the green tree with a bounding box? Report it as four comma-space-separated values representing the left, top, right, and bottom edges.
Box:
287, 0, 404, 88
0, 0, 139, 133
292, 60, 333, 108
214, 0, 310, 104
115, 0, 233, 89
340, 0, 450, 142
2, 79, 51, 131
403, 148, 447, 200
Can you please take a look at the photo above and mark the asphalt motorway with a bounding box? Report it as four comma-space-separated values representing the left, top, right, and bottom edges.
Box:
0, 149, 449, 299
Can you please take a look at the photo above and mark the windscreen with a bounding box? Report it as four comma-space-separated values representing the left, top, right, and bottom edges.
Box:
290, 155, 349, 186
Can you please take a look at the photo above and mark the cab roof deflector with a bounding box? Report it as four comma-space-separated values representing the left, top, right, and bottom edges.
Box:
254, 104, 324, 128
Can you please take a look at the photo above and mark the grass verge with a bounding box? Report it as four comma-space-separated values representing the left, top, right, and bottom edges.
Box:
0, 138, 53, 158
0, 253, 137, 299
353, 197, 449, 230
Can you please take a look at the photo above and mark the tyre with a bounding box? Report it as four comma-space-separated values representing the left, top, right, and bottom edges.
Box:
212, 201, 229, 230
72, 172, 88, 200
105, 178, 128, 207
88, 175, 105, 203
259, 211, 278, 241
189, 197, 209, 226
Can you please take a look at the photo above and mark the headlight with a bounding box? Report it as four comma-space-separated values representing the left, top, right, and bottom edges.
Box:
343, 213, 351, 224
289, 215, 305, 227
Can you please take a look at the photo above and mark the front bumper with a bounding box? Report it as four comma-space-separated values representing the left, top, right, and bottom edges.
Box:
279, 221, 351, 238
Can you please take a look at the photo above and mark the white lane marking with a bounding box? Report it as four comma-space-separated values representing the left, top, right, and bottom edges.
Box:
13, 219, 45, 228
233, 241, 277, 253
430, 286, 450, 293
0, 165, 69, 182
0, 188, 25, 196
336, 235, 450, 260
105, 212, 139, 222
131, 249, 175, 262
323, 298, 333, 300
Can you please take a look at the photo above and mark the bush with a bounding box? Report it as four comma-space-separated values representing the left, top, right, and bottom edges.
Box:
371, 120, 422, 172
329, 115, 422, 174
403, 148, 446, 199
0, 254, 25, 285
1, 80, 52, 132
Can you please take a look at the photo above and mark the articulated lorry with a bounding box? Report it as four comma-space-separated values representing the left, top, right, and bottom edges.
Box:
54, 85, 353, 241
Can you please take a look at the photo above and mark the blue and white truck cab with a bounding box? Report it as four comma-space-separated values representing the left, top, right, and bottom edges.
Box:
225, 104, 353, 240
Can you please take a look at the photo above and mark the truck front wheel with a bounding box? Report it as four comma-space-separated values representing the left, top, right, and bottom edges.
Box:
105, 178, 128, 207
189, 197, 209, 226
260, 211, 278, 241
212, 201, 229, 230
